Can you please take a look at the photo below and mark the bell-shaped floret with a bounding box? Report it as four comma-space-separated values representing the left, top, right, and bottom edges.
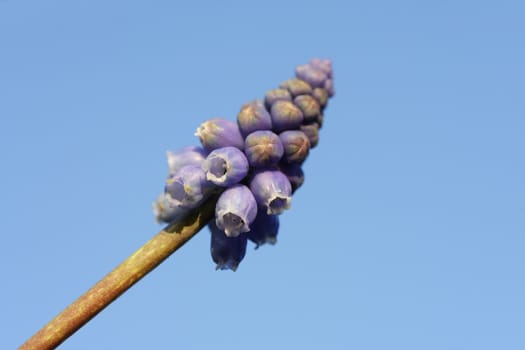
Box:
247, 211, 280, 248
209, 220, 247, 271
166, 146, 207, 176
152, 192, 190, 223
215, 184, 258, 237
249, 170, 292, 215
165, 165, 213, 209
202, 146, 249, 186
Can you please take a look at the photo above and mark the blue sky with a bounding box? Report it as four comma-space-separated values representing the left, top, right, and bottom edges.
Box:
1, 1, 524, 349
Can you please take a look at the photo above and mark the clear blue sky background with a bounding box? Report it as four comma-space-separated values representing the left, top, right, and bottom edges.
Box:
1, 1, 524, 349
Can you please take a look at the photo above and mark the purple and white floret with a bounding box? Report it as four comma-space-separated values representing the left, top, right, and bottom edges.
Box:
250, 170, 292, 215
215, 184, 258, 237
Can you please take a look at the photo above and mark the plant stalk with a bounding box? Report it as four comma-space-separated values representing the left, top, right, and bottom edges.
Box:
19, 197, 217, 350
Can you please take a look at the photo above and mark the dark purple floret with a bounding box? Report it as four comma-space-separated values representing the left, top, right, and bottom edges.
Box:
279, 78, 312, 97
278, 162, 305, 193
300, 122, 320, 148
209, 220, 247, 271
247, 211, 280, 248
316, 113, 324, 128
279, 130, 311, 164
244, 130, 284, 168
237, 100, 273, 137
270, 100, 304, 133
264, 88, 292, 110
293, 95, 321, 123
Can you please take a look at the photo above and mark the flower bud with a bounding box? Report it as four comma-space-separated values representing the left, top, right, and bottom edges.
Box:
165, 165, 213, 209
264, 88, 292, 109
195, 118, 244, 151
270, 100, 304, 132
202, 146, 249, 186
215, 184, 257, 237
279, 78, 312, 97
310, 58, 333, 77
324, 78, 335, 97
316, 113, 324, 128
152, 192, 190, 223
293, 94, 321, 123
247, 211, 280, 248
237, 100, 272, 137
166, 146, 207, 176
279, 130, 310, 164
209, 220, 247, 271
250, 170, 292, 215
300, 122, 319, 148
312, 88, 328, 110
278, 162, 304, 193
244, 130, 284, 168
295, 64, 328, 88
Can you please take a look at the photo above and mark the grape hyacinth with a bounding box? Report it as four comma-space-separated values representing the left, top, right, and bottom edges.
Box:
250, 170, 292, 215
215, 184, 257, 237
202, 146, 249, 186
244, 130, 284, 168
154, 58, 334, 271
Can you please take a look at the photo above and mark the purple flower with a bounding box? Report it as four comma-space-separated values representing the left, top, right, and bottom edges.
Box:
209, 220, 247, 271
249, 170, 292, 215
310, 58, 333, 78
279, 130, 311, 164
165, 165, 213, 209
324, 78, 335, 97
166, 146, 207, 176
237, 100, 272, 137
247, 211, 280, 248
312, 88, 329, 110
264, 88, 292, 109
152, 192, 190, 224
270, 100, 304, 133
202, 146, 249, 186
244, 130, 284, 168
293, 94, 321, 123
315, 113, 324, 128
279, 78, 312, 97
295, 64, 328, 88
195, 118, 244, 151
279, 162, 305, 193
215, 184, 257, 237
300, 122, 320, 148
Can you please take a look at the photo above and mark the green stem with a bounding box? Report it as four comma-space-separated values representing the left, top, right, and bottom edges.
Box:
19, 197, 217, 350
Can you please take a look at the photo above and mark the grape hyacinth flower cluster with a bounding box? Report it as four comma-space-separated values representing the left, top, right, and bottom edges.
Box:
153, 58, 334, 271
